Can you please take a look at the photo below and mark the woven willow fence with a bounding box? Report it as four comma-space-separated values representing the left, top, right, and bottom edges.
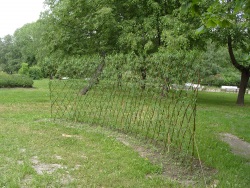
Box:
50, 56, 199, 164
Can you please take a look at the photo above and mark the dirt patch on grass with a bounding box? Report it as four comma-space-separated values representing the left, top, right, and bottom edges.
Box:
62, 133, 82, 139
20, 175, 33, 188
0, 105, 7, 113
31, 156, 65, 175
220, 133, 250, 160
28, 156, 75, 185
51, 120, 218, 187
116, 134, 217, 187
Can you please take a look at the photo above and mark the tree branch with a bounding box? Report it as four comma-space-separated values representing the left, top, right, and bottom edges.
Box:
227, 35, 246, 72
81, 53, 106, 95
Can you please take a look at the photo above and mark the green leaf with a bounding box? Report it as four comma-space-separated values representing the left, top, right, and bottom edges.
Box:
195, 25, 205, 35
191, 4, 200, 15
205, 19, 217, 28
192, 0, 199, 4
220, 19, 231, 27
181, 2, 192, 14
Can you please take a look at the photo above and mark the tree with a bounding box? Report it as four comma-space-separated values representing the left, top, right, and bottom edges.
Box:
13, 22, 41, 66
199, 41, 241, 86
42, 0, 203, 91
111, 0, 202, 89
44, 0, 119, 56
0, 21, 45, 74
189, 0, 250, 105
0, 35, 22, 73
43, 0, 121, 90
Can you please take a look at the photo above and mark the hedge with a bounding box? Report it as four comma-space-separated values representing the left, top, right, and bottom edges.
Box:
0, 72, 33, 88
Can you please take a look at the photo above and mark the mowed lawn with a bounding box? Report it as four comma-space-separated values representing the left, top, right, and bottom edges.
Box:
196, 91, 250, 187
0, 80, 180, 187
0, 79, 249, 187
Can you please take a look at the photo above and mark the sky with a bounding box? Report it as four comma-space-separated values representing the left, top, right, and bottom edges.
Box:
0, 0, 45, 38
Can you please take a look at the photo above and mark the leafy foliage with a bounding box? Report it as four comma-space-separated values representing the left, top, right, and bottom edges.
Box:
188, 0, 250, 104
0, 72, 33, 88
0, 0, 249, 104
29, 66, 43, 80
18, 63, 29, 76
0, 35, 22, 73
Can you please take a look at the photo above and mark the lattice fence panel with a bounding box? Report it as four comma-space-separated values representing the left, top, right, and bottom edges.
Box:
50, 57, 199, 164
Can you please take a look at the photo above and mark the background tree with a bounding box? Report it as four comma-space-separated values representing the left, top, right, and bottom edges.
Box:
199, 41, 241, 86
13, 22, 42, 66
43, 0, 119, 56
0, 35, 21, 73
0, 21, 46, 75
189, 0, 250, 105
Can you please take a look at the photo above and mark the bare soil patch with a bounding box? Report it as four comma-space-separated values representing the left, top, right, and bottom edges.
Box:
115, 134, 217, 187
29, 156, 75, 185
40, 119, 218, 187
31, 156, 65, 175
220, 133, 250, 160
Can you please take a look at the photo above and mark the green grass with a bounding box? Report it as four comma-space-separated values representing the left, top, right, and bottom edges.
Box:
0, 79, 249, 187
50, 79, 197, 161
197, 92, 250, 141
0, 80, 180, 187
196, 91, 250, 187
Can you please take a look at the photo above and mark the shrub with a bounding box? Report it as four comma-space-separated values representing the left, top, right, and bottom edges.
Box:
29, 66, 43, 80
18, 63, 29, 76
0, 72, 33, 88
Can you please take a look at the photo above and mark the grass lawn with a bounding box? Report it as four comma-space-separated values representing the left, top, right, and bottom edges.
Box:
196, 91, 250, 187
0, 80, 180, 187
0, 79, 249, 187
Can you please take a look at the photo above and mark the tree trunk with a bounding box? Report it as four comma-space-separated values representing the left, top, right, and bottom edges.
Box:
116, 66, 122, 87
227, 36, 250, 105
161, 77, 170, 96
140, 67, 146, 90
156, 13, 161, 46
237, 70, 250, 105
81, 54, 106, 95
117, 72, 122, 87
